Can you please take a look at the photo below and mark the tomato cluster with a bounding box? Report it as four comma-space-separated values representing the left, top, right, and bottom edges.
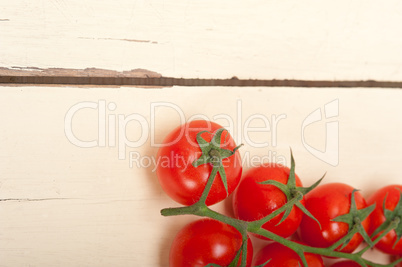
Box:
156, 121, 402, 266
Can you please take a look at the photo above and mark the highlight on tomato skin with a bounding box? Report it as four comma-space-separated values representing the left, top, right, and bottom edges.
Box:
367, 184, 402, 255
232, 163, 305, 239
298, 183, 370, 253
156, 120, 242, 206
169, 218, 253, 267
252, 241, 324, 267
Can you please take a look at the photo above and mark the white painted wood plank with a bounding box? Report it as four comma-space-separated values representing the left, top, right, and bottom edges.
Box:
1, 1, 402, 80
1, 86, 401, 266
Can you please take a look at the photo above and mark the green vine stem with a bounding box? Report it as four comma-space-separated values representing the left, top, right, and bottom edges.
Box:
160, 129, 402, 267
162, 192, 401, 267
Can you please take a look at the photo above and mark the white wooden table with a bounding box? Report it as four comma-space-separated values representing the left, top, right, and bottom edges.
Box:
1, 1, 402, 266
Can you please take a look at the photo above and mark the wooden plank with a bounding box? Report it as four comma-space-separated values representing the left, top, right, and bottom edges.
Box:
1, 1, 402, 80
1, 86, 401, 266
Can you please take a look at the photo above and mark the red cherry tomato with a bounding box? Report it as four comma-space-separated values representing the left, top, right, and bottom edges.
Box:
232, 163, 304, 239
170, 219, 253, 267
329, 260, 364, 267
299, 183, 370, 253
391, 255, 402, 267
367, 185, 402, 255
156, 120, 242, 206
252, 241, 324, 267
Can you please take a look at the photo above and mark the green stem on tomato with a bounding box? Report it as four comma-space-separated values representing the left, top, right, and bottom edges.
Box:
252, 227, 369, 267
162, 193, 398, 267
356, 216, 399, 256
389, 256, 402, 267
161, 165, 219, 218
197, 165, 219, 205
160, 130, 398, 267
240, 234, 248, 267
327, 226, 359, 251
247, 194, 302, 231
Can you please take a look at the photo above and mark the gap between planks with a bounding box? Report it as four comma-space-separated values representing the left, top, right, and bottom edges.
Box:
1, 67, 402, 88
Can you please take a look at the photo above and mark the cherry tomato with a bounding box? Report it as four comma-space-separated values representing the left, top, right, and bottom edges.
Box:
329, 260, 363, 267
232, 163, 304, 239
252, 241, 324, 267
299, 183, 370, 253
156, 120, 242, 206
391, 255, 402, 267
170, 219, 253, 267
367, 185, 402, 255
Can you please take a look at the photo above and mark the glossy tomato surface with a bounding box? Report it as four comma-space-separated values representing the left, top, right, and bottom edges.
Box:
252, 241, 324, 267
329, 260, 364, 267
299, 183, 370, 253
367, 185, 402, 255
156, 120, 242, 206
233, 163, 304, 239
170, 219, 253, 267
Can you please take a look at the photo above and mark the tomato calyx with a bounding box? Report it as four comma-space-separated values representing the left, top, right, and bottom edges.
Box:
192, 128, 243, 198
257, 150, 324, 228
161, 126, 402, 267
329, 189, 375, 250
371, 189, 402, 248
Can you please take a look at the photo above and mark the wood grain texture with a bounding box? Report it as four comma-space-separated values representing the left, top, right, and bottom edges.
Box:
1, 0, 402, 80
2, 1, 402, 265
1, 86, 401, 266
0, 67, 161, 77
